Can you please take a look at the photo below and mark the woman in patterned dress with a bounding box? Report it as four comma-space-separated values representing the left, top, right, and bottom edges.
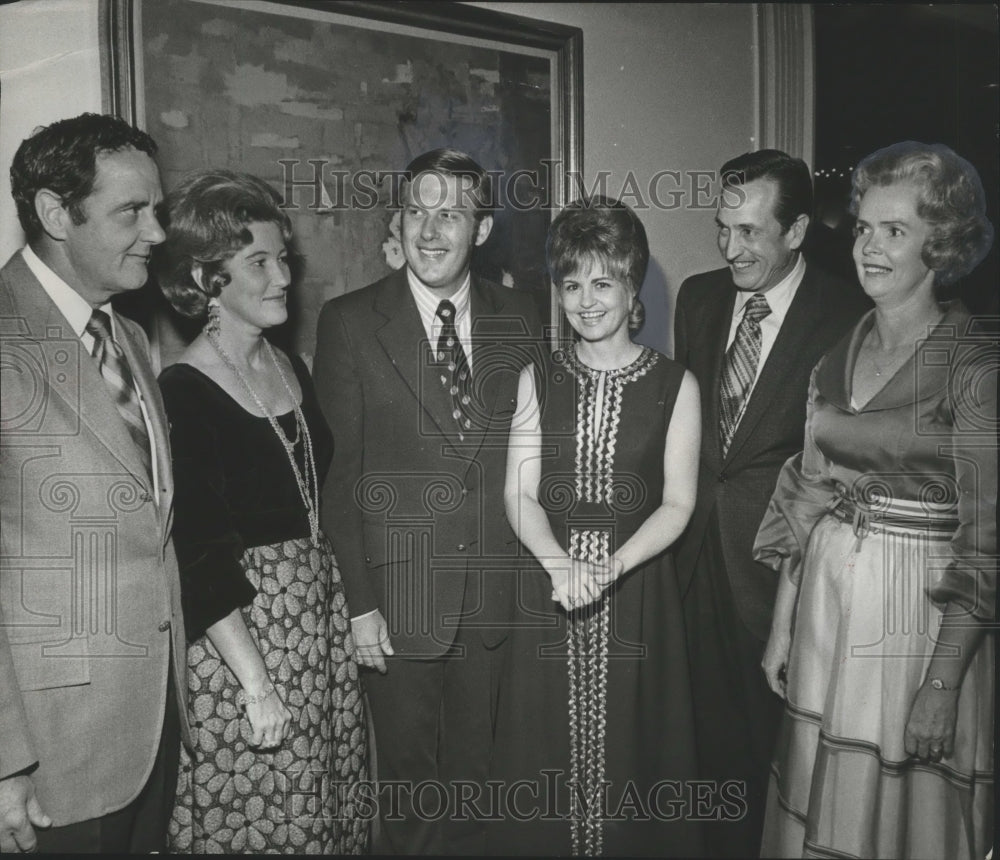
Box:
488, 197, 704, 856
754, 142, 995, 858
155, 170, 369, 853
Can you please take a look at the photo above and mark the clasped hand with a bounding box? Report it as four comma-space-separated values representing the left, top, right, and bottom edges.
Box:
549, 555, 624, 611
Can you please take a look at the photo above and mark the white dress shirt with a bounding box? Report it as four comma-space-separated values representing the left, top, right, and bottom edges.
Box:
725, 253, 806, 391
722, 253, 806, 433
407, 268, 474, 372
21, 245, 161, 498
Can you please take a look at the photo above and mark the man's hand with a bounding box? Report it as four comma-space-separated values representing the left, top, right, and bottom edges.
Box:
352, 610, 394, 674
0, 774, 51, 853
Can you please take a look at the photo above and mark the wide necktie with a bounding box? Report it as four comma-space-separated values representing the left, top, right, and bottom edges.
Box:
86, 309, 152, 479
435, 299, 473, 440
718, 293, 771, 455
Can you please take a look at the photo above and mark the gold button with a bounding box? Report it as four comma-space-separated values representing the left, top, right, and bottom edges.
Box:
158, 620, 170, 632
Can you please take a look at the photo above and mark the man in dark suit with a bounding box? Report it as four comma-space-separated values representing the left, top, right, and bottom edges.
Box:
313, 149, 541, 854
673, 149, 869, 857
0, 114, 189, 852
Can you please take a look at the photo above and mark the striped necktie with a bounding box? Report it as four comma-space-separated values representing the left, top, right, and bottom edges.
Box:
719, 293, 771, 455
86, 309, 152, 479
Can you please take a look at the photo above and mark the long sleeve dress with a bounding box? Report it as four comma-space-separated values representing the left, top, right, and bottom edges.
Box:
159, 356, 369, 854
753, 303, 995, 859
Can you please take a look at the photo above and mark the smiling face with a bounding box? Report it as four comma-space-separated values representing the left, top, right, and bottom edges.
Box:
716, 177, 805, 293
556, 256, 633, 344
852, 183, 936, 308
214, 221, 291, 332
400, 171, 492, 297
59, 147, 165, 305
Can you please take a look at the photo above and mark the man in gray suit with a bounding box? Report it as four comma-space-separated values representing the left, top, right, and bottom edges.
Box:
0, 113, 189, 852
673, 149, 870, 857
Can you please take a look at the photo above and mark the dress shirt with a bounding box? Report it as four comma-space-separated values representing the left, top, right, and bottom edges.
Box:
725, 252, 806, 393
407, 267, 474, 372
21, 245, 160, 499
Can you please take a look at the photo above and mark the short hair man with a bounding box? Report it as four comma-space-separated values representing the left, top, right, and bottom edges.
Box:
313, 148, 541, 853
672, 149, 870, 856
0, 113, 189, 853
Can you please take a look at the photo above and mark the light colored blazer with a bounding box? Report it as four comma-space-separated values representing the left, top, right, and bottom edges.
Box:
0, 250, 190, 826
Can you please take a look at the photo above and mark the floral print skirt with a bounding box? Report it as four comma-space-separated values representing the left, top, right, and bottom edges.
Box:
168, 536, 369, 854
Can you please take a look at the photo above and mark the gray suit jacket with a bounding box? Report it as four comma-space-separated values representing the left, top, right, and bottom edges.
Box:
0, 250, 190, 826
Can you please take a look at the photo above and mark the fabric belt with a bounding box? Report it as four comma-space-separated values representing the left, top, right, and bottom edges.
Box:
829, 493, 958, 550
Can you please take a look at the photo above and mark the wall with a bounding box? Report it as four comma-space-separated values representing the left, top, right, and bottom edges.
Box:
468, 2, 758, 352
0, 1, 758, 353
0, 0, 104, 265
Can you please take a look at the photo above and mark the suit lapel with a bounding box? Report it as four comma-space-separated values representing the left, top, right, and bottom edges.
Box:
723, 265, 824, 464
117, 315, 173, 539
372, 270, 461, 445
6, 254, 153, 491
466, 276, 507, 438
692, 277, 736, 468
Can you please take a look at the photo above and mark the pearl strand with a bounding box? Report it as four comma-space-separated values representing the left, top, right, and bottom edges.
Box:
207, 334, 321, 546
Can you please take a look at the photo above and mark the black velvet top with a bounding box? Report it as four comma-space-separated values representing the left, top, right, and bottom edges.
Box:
159, 354, 333, 642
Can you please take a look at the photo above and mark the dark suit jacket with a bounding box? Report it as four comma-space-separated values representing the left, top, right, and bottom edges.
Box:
0, 251, 190, 825
673, 259, 870, 641
313, 269, 542, 657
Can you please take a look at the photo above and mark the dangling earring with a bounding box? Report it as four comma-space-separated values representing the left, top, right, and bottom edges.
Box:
206, 297, 221, 337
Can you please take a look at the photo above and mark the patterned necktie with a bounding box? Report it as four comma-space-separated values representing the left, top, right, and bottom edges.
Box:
435, 299, 473, 440
86, 309, 152, 478
719, 293, 771, 455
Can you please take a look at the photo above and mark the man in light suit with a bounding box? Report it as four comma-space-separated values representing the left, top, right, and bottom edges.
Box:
673, 149, 870, 857
0, 113, 189, 853
314, 149, 541, 854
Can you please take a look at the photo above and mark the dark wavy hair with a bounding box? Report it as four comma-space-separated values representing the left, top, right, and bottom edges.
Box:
849, 141, 994, 296
402, 148, 494, 221
546, 196, 649, 332
155, 169, 292, 319
720, 149, 813, 234
10, 113, 158, 243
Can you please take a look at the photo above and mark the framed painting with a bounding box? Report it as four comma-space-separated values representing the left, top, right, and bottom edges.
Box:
100, 0, 582, 366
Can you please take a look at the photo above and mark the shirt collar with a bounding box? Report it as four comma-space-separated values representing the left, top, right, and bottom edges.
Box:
21, 244, 113, 338
406, 267, 472, 324
732, 252, 805, 324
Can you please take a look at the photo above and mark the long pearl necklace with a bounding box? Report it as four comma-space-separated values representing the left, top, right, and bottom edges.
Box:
208, 333, 321, 546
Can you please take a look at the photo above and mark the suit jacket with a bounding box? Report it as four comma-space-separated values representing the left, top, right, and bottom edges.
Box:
673, 259, 870, 641
0, 251, 190, 826
314, 269, 542, 657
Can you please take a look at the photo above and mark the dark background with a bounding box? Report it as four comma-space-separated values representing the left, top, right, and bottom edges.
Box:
809, 3, 999, 314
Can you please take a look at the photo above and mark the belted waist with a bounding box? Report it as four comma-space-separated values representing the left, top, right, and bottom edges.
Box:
829, 492, 958, 549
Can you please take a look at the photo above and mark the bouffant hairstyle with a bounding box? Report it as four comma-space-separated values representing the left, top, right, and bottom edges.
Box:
849, 141, 994, 296
402, 148, 495, 222
156, 170, 292, 318
546, 196, 649, 332
720, 149, 813, 234
10, 112, 157, 243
